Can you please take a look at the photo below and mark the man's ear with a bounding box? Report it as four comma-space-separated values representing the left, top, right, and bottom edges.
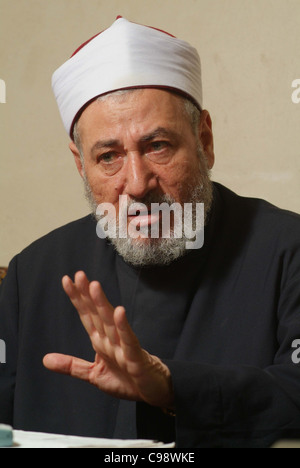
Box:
69, 140, 84, 178
197, 110, 215, 170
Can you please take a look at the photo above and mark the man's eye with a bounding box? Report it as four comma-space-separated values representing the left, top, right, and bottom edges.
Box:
96, 152, 124, 175
150, 141, 168, 152
98, 152, 118, 164
146, 141, 173, 165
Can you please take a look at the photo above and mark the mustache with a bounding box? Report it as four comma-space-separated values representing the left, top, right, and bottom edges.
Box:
82, 163, 212, 225
123, 193, 175, 214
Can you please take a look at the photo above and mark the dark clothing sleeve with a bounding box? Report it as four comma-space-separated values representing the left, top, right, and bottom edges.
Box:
0, 256, 19, 425
164, 237, 300, 448
165, 362, 300, 448
0, 218, 121, 438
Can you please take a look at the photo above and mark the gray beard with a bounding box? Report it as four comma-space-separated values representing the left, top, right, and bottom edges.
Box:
82, 150, 213, 267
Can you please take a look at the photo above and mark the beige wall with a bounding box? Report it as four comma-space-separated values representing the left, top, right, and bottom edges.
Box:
0, 0, 300, 266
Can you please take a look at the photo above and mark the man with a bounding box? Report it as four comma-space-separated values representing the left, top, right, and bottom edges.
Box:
1, 17, 300, 448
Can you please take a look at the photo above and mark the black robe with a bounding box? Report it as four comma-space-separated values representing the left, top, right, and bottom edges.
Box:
1, 183, 300, 448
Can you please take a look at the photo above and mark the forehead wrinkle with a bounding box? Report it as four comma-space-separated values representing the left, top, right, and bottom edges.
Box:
90, 126, 180, 154
91, 139, 121, 153
139, 127, 178, 143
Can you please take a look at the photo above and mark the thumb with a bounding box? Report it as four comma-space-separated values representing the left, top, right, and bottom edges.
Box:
43, 353, 93, 381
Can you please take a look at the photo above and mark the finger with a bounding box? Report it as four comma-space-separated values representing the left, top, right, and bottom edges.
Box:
62, 273, 89, 306
89, 280, 114, 324
74, 270, 90, 296
63, 273, 118, 356
74, 272, 107, 338
43, 353, 93, 382
62, 275, 78, 300
62, 273, 103, 338
114, 306, 143, 362
89, 281, 119, 345
64, 271, 93, 306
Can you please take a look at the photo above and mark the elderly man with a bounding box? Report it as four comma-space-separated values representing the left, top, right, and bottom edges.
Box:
0, 17, 300, 448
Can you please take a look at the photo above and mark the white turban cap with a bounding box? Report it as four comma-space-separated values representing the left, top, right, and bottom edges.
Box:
52, 16, 203, 137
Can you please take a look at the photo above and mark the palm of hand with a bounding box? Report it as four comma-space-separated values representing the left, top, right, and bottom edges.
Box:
43, 271, 174, 409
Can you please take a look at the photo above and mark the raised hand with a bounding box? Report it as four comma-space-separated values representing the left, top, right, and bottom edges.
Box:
43, 271, 174, 409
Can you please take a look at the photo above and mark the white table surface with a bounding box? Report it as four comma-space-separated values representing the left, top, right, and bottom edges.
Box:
8, 430, 175, 448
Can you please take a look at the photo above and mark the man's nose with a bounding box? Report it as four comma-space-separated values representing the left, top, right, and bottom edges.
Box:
123, 152, 158, 199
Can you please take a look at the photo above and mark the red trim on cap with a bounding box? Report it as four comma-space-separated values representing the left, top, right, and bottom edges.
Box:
147, 25, 175, 38
71, 17, 123, 57
71, 31, 102, 57
71, 17, 175, 57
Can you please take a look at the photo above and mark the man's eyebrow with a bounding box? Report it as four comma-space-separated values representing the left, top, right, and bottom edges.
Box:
139, 127, 177, 143
91, 139, 121, 153
90, 127, 177, 153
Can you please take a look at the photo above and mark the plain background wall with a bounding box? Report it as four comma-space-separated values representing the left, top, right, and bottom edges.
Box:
0, 0, 300, 266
